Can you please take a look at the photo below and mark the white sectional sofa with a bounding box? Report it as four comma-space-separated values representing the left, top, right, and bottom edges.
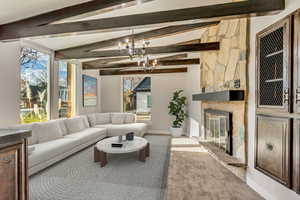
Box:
87, 113, 148, 137
9, 113, 148, 176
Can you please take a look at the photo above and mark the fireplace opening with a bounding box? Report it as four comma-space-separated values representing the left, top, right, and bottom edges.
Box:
204, 109, 233, 155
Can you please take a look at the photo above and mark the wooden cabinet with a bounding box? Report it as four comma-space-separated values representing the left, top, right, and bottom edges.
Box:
256, 17, 292, 113
255, 13, 300, 193
255, 115, 291, 187
0, 130, 30, 200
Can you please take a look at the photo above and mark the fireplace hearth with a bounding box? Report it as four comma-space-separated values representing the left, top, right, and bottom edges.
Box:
204, 109, 233, 155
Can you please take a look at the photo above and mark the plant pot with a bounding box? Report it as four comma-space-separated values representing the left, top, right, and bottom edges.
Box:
170, 127, 183, 137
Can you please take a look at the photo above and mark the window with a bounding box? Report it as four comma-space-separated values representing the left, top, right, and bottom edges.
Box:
20, 47, 50, 124
58, 61, 76, 118
123, 77, 151, 120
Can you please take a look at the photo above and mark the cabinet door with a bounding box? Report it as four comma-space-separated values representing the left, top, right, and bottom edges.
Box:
255, 115, 291, 187
294, 12, 300, 113
0, 144, 25, 200
294, 119, 300, 194
257, 17, 292, 113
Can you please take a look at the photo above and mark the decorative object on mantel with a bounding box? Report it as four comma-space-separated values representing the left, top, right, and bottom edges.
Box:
0, 129, 31, 200
192, 90, 244, 102
168, 90, 187, 137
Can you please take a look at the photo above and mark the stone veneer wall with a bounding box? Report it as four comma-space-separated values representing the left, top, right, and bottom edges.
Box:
200, 18, 248, 163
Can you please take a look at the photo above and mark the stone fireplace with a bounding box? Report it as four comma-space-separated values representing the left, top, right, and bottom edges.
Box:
195, 16, 248, 164
204, 109, 233, 155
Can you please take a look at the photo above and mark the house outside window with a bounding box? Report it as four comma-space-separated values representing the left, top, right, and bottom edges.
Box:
20, 47, 50, 124
123, 77, 151, 120
58, 61, 76, 118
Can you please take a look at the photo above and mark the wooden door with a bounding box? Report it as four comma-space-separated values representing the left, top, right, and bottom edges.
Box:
256, 17, 292, 113
255, 115, 291, 187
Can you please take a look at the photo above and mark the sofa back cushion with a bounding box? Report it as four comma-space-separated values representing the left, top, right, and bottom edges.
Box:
87, 114, 96, 127
111, 113, 125, 124
64, 117, 86, 134
9, 123, 38, 145
50, 118, 68, 136
79, 115, 90, 128
35, 121, 63, 143
124, 113, 136, 124
95, 113, 111, 125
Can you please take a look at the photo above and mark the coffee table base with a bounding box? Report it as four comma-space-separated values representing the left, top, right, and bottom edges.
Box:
94, 143, 150, 167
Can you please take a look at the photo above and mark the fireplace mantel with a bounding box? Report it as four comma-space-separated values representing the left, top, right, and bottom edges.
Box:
192, 90, 244, 102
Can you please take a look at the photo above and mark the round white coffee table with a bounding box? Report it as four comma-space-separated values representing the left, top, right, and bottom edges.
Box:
94, 136, 150, 167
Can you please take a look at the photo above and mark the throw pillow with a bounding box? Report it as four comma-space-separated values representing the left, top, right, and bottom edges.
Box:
87, 114, 96, 127
35, 121, 63, 143
80, 115, 90, 128
65, 117, 86, 134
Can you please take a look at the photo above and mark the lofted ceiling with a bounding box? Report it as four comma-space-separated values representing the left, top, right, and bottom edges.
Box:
1, 0, 281, 74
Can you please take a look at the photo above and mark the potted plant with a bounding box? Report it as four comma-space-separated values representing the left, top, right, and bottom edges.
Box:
168, 90, 187, 137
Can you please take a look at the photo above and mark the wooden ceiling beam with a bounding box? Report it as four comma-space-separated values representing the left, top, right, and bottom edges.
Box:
84, 58, 199, 70
82, 53, 188, 68
57, 42, 219, 59
100, 67, 188, 76
0, 0, 284, 41
56, 22, 219, 56
0, 0, 139, 28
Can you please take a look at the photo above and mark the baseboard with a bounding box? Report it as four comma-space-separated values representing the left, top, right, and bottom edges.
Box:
246, 176, 274, 200
147, 130, 171, 135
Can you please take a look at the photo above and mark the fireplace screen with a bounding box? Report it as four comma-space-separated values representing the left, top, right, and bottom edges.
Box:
204, 109, 233, 155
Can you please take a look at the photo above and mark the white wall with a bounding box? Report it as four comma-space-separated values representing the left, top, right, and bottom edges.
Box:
77, 66, 102, 115
151, 73, 187, 133
100, 75, 122, 113
185, 66, 202, 137
100, 72, 194, 133
0, 42, 21, 127
247, 0, 300, 199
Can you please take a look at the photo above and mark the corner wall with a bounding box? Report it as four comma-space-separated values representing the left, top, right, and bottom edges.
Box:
0, 42, 21, 127
247, 0, 300, 199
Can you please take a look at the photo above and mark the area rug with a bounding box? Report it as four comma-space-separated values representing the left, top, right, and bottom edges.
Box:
167, 143, 264, 200
29, 135, 171, 200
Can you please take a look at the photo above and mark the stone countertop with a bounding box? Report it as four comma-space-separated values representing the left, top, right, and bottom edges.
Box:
0, 129, 31, 145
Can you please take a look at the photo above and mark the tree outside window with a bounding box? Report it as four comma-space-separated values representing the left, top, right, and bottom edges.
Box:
20, 47, 50, 124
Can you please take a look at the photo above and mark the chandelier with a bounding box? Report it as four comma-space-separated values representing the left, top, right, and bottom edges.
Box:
118, 30, 158, 71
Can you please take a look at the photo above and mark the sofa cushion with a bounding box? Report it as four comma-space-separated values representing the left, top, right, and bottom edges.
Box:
50, 118, 68, 136
111, 113, 125, 124
35, 121, 64, 143
29, 138, 79, 168
79, 115, 90, 128
28, 146, 35, 155
64, 117, 86, 134
124, 113, 136, 124
95, 113, 111, 125
9, 123, 38, 145
87, 114, 97, 127
95, 123, 147, 137
65, 128, 107, 144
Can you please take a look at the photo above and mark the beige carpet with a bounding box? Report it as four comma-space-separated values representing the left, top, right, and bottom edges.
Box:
167, 138, 264, 200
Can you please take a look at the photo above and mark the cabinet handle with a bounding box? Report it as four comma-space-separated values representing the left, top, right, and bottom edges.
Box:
283, 88, 289, 103
266, 143, 274, 151
296, 89, 300, 103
